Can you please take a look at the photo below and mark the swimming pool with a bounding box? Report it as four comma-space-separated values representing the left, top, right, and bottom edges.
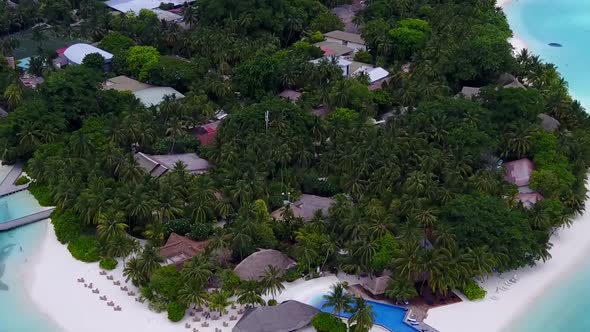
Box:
0, 191, 46, 224
311, 295, 418, 332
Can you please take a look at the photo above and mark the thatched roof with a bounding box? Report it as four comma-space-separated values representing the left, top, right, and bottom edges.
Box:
233, 249, 297, 281
134, 152, 210, 178
457, 87, 481, 99
271, 194, 335, 222
233, 300, 319, 332
160, 233, 209, 268
363, 275, 392, 296
538, 113, 560, 132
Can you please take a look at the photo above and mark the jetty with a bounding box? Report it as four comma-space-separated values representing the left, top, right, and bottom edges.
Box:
0, 208, 55, 231
0, 163, 53, 231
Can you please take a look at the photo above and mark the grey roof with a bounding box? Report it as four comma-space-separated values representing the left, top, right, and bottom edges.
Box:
271, 194, 335, 222
134, 152, 209, 178
233, 300, 319, 332
457, 86, 481, 99
538, 113, 560, 132
133, 87, 185, 107
363, 275, 391, 296
324, 30, 365, 45
313, 41, 354, 57
103, 75, 153, 93
233, 249, 297, 281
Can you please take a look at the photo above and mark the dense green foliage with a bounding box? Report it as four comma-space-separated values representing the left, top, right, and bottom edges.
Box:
51, 209, 83, 244
67, 236, 100, 262
166, 302, 186, 322
461, 280, 487, 301
2, 0, 590, 310
312, 312, 347, 332
99, 257, 118, 270
15, 176, 31, 185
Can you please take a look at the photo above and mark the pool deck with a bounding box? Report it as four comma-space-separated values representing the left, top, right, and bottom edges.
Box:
0, 163, 52, 231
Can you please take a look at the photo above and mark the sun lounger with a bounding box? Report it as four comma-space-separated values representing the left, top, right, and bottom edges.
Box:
223, 322, 228, 327
100, 271, 107, 275
410, 321, 420, 326
193, 317, 200, 322
408, 318, 417, 323
92, 289, 100, 294
185, 323, 191, 328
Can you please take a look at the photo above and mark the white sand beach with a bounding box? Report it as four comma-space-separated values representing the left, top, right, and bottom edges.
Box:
498, 0, 529, 53
426, 181, 590, 332
25, 222, 243, 332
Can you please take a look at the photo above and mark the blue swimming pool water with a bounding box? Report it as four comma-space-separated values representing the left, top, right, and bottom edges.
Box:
0, 190, 61, 332
0, 191, 46, 224
311, 294, 418, 332
505, 0, 590, 109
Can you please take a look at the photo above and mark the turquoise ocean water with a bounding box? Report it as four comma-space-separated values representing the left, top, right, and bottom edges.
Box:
505, 0, 590, 331
505, 0, 590, 109
0, 173, 61, 332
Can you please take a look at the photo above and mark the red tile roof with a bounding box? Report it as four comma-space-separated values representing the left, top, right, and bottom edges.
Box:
194, 121, 220, 146
159, 233, 209, 268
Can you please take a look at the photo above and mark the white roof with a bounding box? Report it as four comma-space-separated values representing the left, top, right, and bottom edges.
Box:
151, 9, 183, 21
105, 0, 194, 14
64, 43, 113, 65
133, 87, 185, 107
353, 66, 389, 83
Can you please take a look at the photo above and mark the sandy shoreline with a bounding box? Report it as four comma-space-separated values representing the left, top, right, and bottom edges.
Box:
25, 222, 243, 332
498, 0, 529, 53
425, 181, 590, 332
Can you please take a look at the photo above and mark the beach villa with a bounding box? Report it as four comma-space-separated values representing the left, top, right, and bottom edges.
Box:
277, 89, 302, 103
362, 275, 392, 298
271, 194, 335, 222
159, 233, 209, 269
504, 158, 543, 208
134, 152, 210, 178
233, 249, 297, 281
103, 75, 185, 107
232, 300, 319, 332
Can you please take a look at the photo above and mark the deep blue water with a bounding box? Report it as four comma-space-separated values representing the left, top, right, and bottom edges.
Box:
505, 0, 590, 109
311, 295, 418, 332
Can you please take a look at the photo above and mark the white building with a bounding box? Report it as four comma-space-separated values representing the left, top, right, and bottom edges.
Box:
63, 43, 113, 66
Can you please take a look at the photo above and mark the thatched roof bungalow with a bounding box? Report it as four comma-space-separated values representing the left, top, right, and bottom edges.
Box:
233, 249, 297, 281
159, 233, 209, 269
233, 300, 319, 332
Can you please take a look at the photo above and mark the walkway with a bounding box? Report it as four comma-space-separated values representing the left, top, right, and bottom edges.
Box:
0, 208, 55, 231
0, 163, 51, 231
0, 163, 29, 197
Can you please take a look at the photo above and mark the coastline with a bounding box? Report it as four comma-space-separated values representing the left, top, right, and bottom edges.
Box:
425, 180, 590, 332
498, 0, 529, 52
24, 222, 240, 332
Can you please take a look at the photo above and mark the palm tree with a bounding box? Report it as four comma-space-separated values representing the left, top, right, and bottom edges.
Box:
237, 280, 265, 307
322, 283, 352, 316
179, 281, 209, 309
208, 290, 233, 316
3, 82, 23, 110
96, 210, 128, 240
465, 246, 496, 279
144, 221, 166, 245
107, 235, 138, 267
261, 265, 285, 300
181, 255, 213, 285
348, 297, 374, 332
183, 4, 197, 29
138, 244, 164, 278
384, 278, 418, 302
123, 257, 148, 286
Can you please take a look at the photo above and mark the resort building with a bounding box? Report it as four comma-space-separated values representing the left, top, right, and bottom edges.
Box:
277, 89, 302, 103
504, 158, 543, 208
105, 0, 195, 14
194, 120, 221, 146
232, 300, 319, 332
309, 57, 390, 89
103, 75, 184, 107
63, 43, 113, 68
313, 40, 354, 57
362, 275, 392, 298
271, 194, 335, 222
159, 233, 209, 269
134, 152, 210, 178
233, 249, 297, 281
323, 30, 366, 51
